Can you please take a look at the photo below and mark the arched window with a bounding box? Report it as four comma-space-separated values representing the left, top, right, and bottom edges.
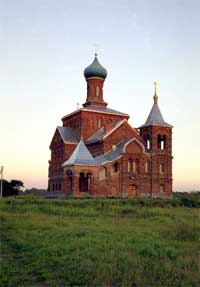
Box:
133, 160, 139, 173
145, 161, 151, 173
112, 162, 119, 174
160, 184, 165, 193
133, 161, 136, 173
159, 163, 164, 174
59, 183, 61, 191
158, 135, 166, 150
96, 86, 99, 97
52, 184, 54, 191
128, 159, 132, 173
99, 167, 107, 180
98, 118, 102, 128
147, 139, 151, 150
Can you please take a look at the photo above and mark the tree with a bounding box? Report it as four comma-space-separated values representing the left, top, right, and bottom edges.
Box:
2, 179, 24, 197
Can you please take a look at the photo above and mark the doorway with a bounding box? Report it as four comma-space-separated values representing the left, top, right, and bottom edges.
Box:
128, 184, 137, 197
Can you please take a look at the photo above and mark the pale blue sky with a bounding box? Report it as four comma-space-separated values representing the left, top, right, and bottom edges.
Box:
0, 0, 200, 190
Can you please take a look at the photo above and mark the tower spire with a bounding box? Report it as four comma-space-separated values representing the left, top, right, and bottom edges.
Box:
153, 81, 158, 104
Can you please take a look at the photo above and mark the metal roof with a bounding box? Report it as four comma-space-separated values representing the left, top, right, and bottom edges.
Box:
140, 102, 172, 128
57, 127, 79, 143
62, 140, 96, 167
86, 120, 125, 144
82, 106, 128, 116
94, 141, 128, 165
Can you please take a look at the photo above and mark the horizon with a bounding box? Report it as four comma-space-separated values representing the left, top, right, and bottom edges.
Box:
1, 0, 200, 192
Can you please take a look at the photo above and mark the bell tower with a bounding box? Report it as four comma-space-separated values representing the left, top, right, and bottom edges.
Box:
139, 82, 173, 197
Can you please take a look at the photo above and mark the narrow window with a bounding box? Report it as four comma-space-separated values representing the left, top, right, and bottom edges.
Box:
128, 159, 132, 173
56, 183, 58, 191
159, 163, 164, 174
98, 118, 102, 128
147, 139, 150, 150
160, 184, 165, 193
112, 162, 119, 174
99, 167, 107, 180
133, 160, 139, 173
145, 161, 151, 173
133, 161, 136, 173
96, 86, 99, 97
59, 183, 61, 191
52, 184, 54, 191
158, 135, 166, 150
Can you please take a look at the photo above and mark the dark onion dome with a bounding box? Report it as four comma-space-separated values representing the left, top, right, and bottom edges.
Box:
84, 54, 107, 79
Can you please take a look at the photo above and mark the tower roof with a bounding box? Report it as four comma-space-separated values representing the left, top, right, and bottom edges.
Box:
62, 140, 96, 167
140, 83, 172, 128
84, 54, 107, 79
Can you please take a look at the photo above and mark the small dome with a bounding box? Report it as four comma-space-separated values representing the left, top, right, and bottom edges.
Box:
84, 54, 107, 79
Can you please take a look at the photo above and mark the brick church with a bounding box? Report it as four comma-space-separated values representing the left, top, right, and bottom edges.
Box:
48, 54, 173, 198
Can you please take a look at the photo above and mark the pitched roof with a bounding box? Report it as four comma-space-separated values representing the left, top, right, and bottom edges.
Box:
62, 140, 96, 167
140, 102, 172, 128
62, 106, 129, 120
94, 142, 125, 164
82, 106, 128, 116
57, 127, 79, 143
94, 137, 146, 165
86, 120, 124, 144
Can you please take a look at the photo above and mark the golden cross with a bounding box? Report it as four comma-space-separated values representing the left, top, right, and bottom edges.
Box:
153, 81, 158, 96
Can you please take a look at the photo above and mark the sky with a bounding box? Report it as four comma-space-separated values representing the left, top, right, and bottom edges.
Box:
0, 0, 200, 191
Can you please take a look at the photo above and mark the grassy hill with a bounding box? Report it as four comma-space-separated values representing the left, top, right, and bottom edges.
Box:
0, 196, 200, 287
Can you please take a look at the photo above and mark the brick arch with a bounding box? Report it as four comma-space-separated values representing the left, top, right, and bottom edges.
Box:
123, 138, 145, 154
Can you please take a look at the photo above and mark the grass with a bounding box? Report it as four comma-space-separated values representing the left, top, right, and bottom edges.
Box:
0, 196, 200, 287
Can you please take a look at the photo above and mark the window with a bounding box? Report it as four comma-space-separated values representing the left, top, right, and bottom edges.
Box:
145, 161, 150, 173
159, 163, 164, 174
96, 86, 99, 97
98, 118, 102, 128
133, 161, 136, 173
56, 183, 58, 191
147, 139, 151, 150
160, 184, 165, 193
52, 184, 54, 191
128, 159, 132, 173
112, 162, 119, 174
158, 135, 166, 150
59, 183, 61, 191
99, 167, 107, 180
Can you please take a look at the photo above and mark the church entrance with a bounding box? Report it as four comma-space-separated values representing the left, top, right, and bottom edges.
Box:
128, 184, 137, 197
79, 172, 91, 193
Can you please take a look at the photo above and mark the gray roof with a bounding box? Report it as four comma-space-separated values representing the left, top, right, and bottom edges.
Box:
62, 106, 128, 121
86, 120, 124, 144
62, 140, 96, 167
140, 102, 172, 128
94, 141, 128, 165
86, 127, 105, 144
83, 106, 128, 116
57, 127, 79, 143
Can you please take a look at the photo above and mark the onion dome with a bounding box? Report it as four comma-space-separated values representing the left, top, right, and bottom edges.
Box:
84, 54, 107, 79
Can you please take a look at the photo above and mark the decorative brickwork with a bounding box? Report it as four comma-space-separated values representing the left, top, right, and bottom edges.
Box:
48, 55, 173, 198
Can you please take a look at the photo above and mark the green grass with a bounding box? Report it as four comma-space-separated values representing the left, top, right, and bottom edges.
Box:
0, 197, 200, 287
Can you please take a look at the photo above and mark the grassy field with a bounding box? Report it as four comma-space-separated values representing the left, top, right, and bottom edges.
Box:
0, 196, 200, 287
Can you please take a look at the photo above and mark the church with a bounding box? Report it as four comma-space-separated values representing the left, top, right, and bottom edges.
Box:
48, 54, 173, 198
